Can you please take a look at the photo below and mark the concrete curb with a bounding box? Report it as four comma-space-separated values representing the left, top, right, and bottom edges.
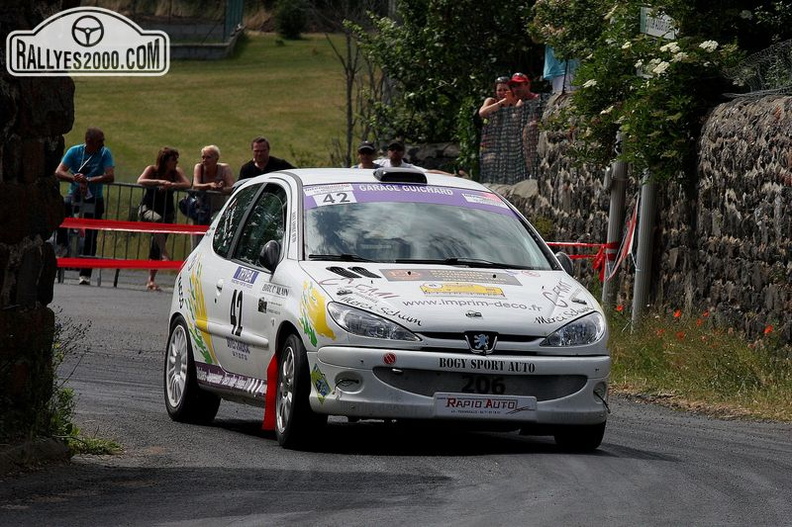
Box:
0, 438, 71, 476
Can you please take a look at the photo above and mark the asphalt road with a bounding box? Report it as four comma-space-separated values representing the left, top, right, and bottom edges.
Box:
1, 274, 791, 526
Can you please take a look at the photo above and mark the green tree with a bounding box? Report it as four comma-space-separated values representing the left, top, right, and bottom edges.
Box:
351, 0, 542, 150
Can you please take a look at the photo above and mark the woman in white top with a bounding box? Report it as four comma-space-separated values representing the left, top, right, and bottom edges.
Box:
190, 145, 235, 248
192, 144, 234, 218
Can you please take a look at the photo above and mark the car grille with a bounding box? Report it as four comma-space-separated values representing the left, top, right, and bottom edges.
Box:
419, 331, 540, 342
373, 367, 587, 400
415, 331, 545, 355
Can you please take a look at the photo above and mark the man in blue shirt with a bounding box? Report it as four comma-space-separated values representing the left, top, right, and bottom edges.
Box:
55, 127, 115, 285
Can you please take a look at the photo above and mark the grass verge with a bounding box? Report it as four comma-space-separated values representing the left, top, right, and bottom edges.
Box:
608, 308, 792, 421
65, 32, 347, 183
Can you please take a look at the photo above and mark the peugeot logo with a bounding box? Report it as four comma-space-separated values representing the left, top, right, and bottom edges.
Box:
72, 15, 104, 47
465, 331, 498, 355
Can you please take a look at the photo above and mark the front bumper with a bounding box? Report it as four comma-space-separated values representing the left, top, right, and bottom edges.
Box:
309, 346, 610, 425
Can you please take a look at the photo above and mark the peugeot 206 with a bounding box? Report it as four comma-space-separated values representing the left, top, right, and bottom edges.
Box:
164, 168, 610, 450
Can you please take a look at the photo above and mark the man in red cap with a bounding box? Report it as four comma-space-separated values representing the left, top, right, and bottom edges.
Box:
509, 73, 541, 178
509, 73, 539, 104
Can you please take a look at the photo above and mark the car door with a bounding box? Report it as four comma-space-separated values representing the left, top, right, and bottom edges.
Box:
199, 183, 261, 373
220, 183, 289, 380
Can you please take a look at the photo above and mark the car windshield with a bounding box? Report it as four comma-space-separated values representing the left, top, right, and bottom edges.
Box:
303, 183, 553, 269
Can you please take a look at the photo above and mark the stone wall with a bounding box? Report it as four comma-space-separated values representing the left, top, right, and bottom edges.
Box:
498, 94, 792, 344
0, 1, 73, 442
695, 96, 792, 341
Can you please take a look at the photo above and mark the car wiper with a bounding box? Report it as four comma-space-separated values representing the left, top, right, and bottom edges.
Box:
393, 257, 534, 269
308, 253, 374, 262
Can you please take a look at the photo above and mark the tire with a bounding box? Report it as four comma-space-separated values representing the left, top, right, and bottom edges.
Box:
275, 334, 327, 449
164, 316, 220, 424
553, 422, 606, 452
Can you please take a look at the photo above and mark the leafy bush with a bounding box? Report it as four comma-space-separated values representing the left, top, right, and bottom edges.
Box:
530, 1, 792, 182
275, 0, 308, 40
531, 2, 742, 181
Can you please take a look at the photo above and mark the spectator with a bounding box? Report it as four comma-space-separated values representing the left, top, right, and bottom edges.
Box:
509, 72, 543, 178
54, 127, 115, 286
543, 45, 580, 95
191, 145, 234, 248
478, 76, 518, 118
509, 73, 540, 104
137, 147, 191, 292
352, 141, 381, 169
238, 137, 295, 180
377, 141, 419, 169
377, 141, 455, 176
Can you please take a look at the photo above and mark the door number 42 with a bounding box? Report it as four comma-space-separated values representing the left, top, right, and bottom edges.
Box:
230, 289, 243, 336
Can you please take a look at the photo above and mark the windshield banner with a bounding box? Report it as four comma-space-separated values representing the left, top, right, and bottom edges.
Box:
303, 183, 512, 215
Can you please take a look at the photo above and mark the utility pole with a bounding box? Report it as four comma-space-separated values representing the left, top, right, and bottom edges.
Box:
631, 172, 656, 324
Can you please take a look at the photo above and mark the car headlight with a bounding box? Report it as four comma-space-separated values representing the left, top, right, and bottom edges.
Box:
327, 302, 420, 341
540, 312, 606, 347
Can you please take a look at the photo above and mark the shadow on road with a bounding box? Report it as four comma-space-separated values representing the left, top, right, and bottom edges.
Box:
211, 416, 615, 457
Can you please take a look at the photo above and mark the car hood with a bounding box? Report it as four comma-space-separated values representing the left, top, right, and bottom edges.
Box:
300, 261, 600, 336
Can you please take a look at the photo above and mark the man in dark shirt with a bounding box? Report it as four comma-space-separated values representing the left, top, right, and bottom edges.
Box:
238, 136, 295, 180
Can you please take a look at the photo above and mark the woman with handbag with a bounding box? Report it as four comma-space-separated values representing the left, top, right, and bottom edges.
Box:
190, 144, 234, 249
137, 147, 191, 291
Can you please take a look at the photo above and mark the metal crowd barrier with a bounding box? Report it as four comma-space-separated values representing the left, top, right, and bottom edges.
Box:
55, 181, 227, 287
54, 182, 612, 286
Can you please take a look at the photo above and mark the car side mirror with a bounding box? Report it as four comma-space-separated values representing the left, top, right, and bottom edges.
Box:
555, 251, 574, 275
259, 240, 281, 272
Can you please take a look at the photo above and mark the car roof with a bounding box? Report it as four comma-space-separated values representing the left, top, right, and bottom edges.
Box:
240, 168, 491, 192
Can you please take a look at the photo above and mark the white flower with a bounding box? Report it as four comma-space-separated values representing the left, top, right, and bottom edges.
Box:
604, 5, 618, 21
699, 40, 719, 52
634, 60, 644, 68
582, 79, 597, 88
652, 61, 670, 75
671, 52, 688, 63
600, 105, 614, 115
622, 41, 632, 50
660, 42, 680, 53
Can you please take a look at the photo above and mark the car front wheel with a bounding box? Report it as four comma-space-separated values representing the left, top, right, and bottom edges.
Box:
275, 333, 327, 449
164, 316, 220, 424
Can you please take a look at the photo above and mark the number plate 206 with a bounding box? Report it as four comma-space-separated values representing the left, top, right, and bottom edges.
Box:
461, 374, 508, 394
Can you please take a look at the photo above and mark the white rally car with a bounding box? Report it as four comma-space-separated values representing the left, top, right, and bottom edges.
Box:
165, 168, 610, 450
